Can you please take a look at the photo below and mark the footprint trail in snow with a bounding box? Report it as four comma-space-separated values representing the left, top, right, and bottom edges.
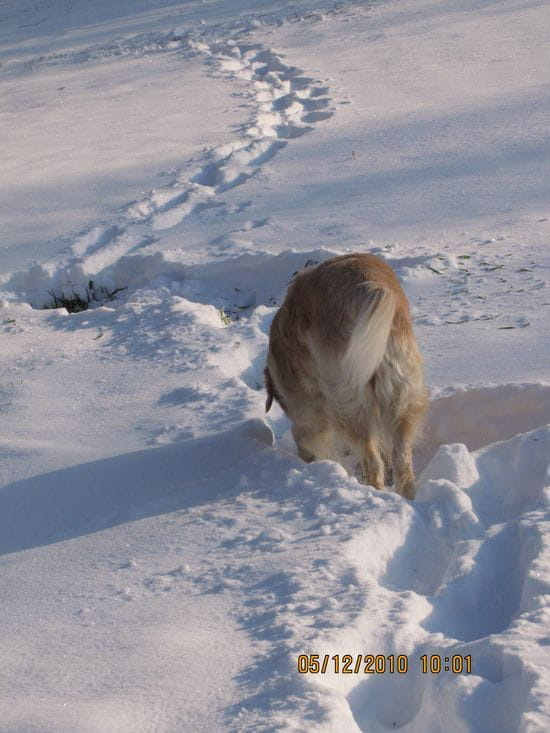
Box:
128, 41, 333, 232
5, 33, 334, 309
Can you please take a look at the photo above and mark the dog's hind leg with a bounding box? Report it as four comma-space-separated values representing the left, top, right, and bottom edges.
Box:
392, 431, 416, 499
391, 387, 427, 499
360, 438, 385, 491
391, 404, 424, 498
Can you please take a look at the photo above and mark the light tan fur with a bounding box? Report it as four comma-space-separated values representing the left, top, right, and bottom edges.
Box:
265, 253, 428, 499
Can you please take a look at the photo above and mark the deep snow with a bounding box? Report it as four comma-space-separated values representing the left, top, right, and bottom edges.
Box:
1, 1, 549, 731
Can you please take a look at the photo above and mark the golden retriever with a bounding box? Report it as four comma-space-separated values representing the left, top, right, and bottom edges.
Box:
265, 253, 427, 499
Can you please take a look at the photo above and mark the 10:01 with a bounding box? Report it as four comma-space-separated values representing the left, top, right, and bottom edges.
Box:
420, 654, 472, 674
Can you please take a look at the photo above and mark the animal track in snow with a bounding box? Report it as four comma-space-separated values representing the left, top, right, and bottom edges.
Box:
127, 42, 334, 232
8, 38, 334, 310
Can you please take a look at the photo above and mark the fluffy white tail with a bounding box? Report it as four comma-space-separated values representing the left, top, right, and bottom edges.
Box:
337, 286, 395, 402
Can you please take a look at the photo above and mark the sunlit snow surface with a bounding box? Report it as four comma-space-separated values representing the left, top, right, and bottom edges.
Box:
0, 1, 549, 731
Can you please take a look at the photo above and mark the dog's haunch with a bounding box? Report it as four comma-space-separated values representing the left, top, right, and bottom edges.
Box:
265, 253, 427, 499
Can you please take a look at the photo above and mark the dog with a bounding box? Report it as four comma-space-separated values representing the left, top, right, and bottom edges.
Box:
264, 253, 427, 499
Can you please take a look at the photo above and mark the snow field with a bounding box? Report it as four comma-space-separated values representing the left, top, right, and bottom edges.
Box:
2, 244, 549, 730
1, 0, 550, 731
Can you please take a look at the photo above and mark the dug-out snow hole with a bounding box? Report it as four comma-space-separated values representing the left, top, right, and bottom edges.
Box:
45, 281, 127, 313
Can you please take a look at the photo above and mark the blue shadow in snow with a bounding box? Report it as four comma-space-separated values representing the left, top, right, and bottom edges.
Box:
0, 419, 273, 557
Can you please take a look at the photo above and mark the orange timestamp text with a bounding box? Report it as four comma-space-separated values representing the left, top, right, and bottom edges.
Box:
297, 654, 472, 675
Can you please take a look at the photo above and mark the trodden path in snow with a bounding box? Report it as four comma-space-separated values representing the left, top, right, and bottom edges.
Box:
3, 25, 335, 309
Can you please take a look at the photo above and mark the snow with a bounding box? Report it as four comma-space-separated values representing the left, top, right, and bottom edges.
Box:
1, 0, 549, 731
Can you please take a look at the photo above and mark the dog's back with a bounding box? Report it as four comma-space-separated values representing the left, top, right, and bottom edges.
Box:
265, 253, 427, 498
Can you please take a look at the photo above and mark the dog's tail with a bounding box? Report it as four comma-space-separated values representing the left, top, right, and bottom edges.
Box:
334, 285, 395, 408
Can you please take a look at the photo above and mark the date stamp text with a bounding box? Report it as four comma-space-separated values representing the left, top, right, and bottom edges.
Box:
297, 654, 472, 675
